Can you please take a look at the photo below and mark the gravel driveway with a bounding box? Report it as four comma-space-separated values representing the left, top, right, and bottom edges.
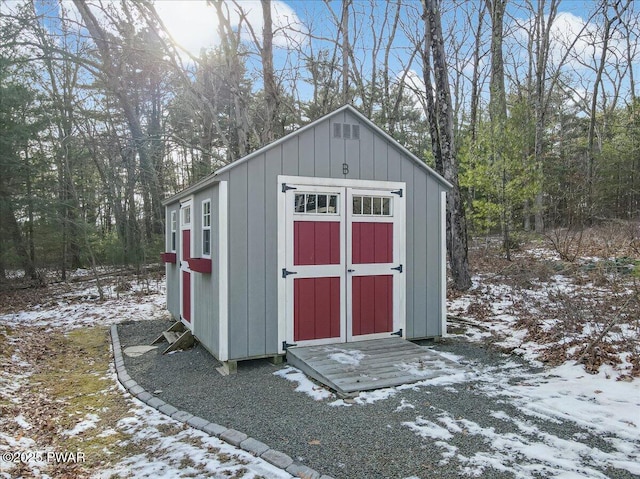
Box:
117, 320, 637, 479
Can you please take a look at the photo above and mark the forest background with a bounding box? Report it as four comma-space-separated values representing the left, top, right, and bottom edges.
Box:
0, 0, 638, 287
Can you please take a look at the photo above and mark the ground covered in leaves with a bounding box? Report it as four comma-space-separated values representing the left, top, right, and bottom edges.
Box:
449, 223, 639, 380
0, 271, 289, 479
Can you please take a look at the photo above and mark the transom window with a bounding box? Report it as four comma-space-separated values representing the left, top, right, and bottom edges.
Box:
202, 200, 211, 256
294, 193, 339, 214
352, 195, 392, 216
182, 205, 191, 225
170, 211, 177, 251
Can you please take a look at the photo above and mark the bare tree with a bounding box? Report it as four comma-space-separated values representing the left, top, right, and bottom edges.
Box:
421, 0, 472, 291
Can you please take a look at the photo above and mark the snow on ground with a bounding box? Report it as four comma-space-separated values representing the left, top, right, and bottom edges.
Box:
2, 245, 638, 478
273, 366, 335, 401
0, 276, 292, 479
1, 284, 167, 330
96, 400, 291, 479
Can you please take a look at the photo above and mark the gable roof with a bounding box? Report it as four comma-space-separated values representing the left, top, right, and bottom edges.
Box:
163, 104, 452, 205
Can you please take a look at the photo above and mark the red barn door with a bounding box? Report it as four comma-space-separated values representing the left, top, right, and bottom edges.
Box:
283, 181, 405, 348
180, 201, 193, 325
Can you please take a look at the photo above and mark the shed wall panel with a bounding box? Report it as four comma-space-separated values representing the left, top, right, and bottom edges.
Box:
282, 135, 299, 175
372, 135, 388, 181
264, 147, 281, 351
401, 164, 416, 337
191, 186, 219, 357
426, 182, 442, 337
387, 142, 403, 183
247, 155, 267, 357
298, 128, 315, 177
358, 119, 376, 180
343, 113, 360, 180
330, 112, 346, 176
411, 171, 429, 338
228, 163, 249, 359
313, 119, 331, 177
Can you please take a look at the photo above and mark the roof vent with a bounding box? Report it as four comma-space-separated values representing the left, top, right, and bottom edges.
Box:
333, 123, 360, 141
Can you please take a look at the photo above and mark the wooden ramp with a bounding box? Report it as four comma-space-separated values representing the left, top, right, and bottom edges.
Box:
286, 338, 457, 396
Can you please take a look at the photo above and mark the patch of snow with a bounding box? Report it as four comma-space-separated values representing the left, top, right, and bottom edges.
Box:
62, 413, 100, 436
0, 279, 168, 331
97, 402, 292, 479
326, 348, 365, 366
273, 366, 334, 401
405, 409, 639, 478
402, 416, 453, 441
395, 399, 415, 412
14, 414, 31, 430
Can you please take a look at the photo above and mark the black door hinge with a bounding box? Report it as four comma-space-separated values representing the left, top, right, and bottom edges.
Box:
391, 189, 403, 197
282, 183, 297, 193
282, 341, 298, 351
391, 264, 403, 273
282, 268, 297, 278
391, 328, 403, 337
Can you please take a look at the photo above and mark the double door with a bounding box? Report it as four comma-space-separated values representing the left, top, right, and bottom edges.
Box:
283, 182, 405, 347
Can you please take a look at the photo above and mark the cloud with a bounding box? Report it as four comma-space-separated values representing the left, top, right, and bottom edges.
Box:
155, 0, 307, 56
508, 10, 626, 71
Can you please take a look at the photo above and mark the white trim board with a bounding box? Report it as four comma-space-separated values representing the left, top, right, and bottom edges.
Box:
218, 181, 229, 362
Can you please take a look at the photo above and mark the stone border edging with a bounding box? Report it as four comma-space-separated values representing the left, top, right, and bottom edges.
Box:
110, 325, 333, 479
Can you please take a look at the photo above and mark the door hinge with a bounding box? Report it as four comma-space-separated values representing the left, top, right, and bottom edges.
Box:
391, 264, 403, 273
282, 341, 297, 351
282, 183, 297, 193
282, 268, 297, 278
391, 328, 403, 337
391, 189, 403, 197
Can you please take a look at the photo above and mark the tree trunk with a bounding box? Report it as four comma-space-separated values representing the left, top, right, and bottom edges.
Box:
486, 0, 510, 259
422, 0, 472, 291
0, 181, 37, 280
341, 0, 351, 104
261, 0, 280, 143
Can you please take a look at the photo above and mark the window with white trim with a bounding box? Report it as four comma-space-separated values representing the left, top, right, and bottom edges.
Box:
294, 193, 339, 214
170, 211, 177, 251
182, 205, 191, 225
202, 199, 211, 256
352, 195, 392, 216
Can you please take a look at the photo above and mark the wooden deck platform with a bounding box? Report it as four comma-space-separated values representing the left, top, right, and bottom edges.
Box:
286, 338, 457, 396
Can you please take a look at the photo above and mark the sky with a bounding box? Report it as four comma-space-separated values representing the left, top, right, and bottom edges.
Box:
6, 0, 636, 110
146, 0, 638, 110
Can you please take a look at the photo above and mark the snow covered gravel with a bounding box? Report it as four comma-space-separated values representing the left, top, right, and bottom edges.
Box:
121, 319, 640, 479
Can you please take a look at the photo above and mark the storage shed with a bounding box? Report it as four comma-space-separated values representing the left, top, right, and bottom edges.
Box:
161, 105, 452, 370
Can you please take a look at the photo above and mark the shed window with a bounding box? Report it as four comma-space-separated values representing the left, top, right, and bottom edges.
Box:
202, 199, 211, 256
182, 205, 191, 225
294, 193, 339, 214
170, 211, 177, 252
352, 195, 392, 216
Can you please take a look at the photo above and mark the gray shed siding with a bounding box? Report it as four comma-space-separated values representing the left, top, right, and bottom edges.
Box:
216, 109, 447, 361
191, 186, 220, 358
